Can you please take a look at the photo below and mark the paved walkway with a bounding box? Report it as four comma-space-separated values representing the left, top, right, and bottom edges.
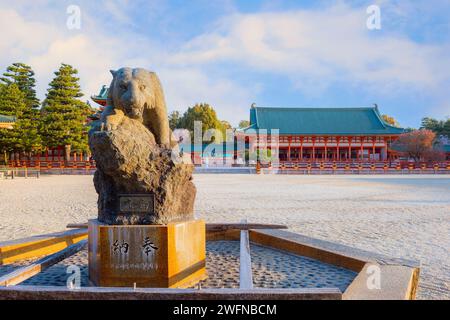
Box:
1, 175, 448, 299
14, 241, 356, 292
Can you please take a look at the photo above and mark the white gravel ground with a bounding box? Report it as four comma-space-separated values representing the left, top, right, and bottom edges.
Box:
0, 174, 449, 299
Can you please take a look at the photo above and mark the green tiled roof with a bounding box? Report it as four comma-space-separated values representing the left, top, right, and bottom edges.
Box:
0, 115, 16, 123
91, 85, 108, 100
244, 106, 404, 135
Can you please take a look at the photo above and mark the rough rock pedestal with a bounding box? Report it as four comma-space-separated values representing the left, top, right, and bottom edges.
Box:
87, 67, 205, 288
89, 116, 196, 225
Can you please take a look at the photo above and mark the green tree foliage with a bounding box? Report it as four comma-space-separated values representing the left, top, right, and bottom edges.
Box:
238, 120, 250, 129
420, 117, 450, 138
249, 148, 275, 163
178, 103, 227, 142
40, 64, 92, 152
220, 120, 233, 140
17, 113, 42, 153
221, 120, 232, 130
168, 110, 181, 130
381, 114, 400, 127
1, 62, 40, 110
421, 117, 442, 132
0, 84, 26, 153
1, 63, 42, 153
0, 83, 26, 115
443, 120, 450, 139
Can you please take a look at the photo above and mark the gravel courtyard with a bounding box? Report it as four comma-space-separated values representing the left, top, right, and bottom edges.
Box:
0, 174, 449, 299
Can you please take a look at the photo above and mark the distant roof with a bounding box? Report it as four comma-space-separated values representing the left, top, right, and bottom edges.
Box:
91, 85, 108, 106
243, 106, 404, 135
444, 145, 450, 153
0, 115, 16, 123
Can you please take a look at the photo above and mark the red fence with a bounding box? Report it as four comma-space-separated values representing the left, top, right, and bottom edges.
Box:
5, 159, 450, 175
262, 161, 450, 174
6, 160, 96, 175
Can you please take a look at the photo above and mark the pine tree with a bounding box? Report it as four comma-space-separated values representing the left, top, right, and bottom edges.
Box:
0, 84, 26, 153
1, 62, 40, 110
40, 64, 91, 153
1, 63, 42, 153
168, 110, 181, 130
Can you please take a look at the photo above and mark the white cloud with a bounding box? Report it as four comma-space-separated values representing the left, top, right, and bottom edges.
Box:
0, 4, 256, 124
159, 67, 255, 122
0, 2, 448, 125
0, 7, 116, 105
171, 4, 450, 96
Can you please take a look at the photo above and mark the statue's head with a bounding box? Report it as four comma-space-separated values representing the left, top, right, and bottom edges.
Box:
107, 67, 165, 120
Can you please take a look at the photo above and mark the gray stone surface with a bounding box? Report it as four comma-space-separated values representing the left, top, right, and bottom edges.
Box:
343, 264, 417, 300
201, 241, 356, 291
20, 250, 90, 287
1, 175, 447, 298
88, 68, 195, 225
0, 258, 39, 278
9, 241, 356, 291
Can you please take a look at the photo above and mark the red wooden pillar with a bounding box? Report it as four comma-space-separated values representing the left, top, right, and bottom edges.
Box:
288, 136, 291, 161
324, 137, 328, 161
300, 137, 304, 161
337, 137, 341, 161
372, 136, 376, 162
360, 137, 364, 161
312, 137, 316, 161
384, 136, 389, 161
348, 137, 352, 161
389, 136, 392, 161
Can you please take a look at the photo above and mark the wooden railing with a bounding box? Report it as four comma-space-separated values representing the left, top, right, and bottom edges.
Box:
261, 161, 450, 174
5, 160, 96, 175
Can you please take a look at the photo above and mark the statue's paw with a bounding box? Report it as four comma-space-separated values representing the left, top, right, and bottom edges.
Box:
104, 123, 117, 132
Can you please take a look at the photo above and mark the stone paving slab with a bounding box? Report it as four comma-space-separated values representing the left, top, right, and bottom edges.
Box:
0, 258, 40, 277
201, 241, 356, 291
1, 241, 356, 291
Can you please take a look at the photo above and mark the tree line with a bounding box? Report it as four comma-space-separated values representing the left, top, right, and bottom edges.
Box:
0, 62, 248, 162
1, 62, 448, 163
0, 62, 93, 161
420, 117, 450, 139
391, 116, 450, 162
168, 104, 249, 143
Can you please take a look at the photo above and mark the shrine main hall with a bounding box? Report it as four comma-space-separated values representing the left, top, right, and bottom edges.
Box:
238, 105, 404, 162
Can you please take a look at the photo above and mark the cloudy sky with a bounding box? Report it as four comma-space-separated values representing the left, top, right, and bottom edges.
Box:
0, 0, 449, 127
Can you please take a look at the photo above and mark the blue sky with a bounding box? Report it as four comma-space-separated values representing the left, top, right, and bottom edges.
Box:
0, 0, 449, 127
